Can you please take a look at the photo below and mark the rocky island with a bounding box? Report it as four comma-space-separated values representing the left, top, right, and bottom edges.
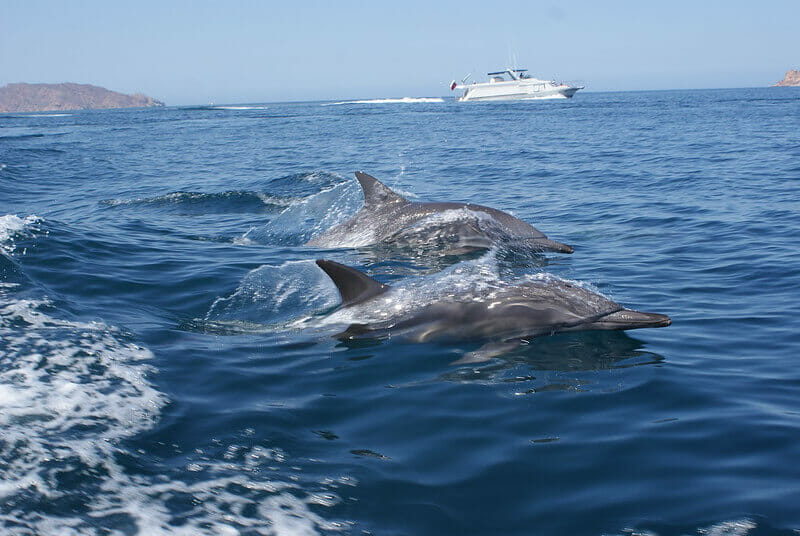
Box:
773, 70, 800, 87
0, 82, 164, 113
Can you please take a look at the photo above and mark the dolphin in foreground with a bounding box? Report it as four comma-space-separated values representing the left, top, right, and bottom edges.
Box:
305, 171, 573, 254
315, 259, 671, 363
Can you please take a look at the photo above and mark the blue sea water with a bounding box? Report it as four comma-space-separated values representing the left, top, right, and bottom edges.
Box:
1, 88, 799, 535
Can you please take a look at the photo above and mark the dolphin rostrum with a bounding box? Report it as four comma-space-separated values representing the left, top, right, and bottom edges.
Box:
315, 259, 670, 361
306, 171, 573, 254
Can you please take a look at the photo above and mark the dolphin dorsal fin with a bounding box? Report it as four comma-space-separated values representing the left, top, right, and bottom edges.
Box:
316, 259, 389, 307
355, 171, 408, 209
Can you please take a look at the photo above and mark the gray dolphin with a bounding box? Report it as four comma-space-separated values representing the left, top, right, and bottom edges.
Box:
315, 259, 670, 362
306, 171, 573, 254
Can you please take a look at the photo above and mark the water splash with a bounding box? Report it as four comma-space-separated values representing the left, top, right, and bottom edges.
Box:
206, 260, 339, 328
0, 214, 42, 254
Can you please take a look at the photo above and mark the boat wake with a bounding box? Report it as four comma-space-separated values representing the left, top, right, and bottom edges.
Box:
0, 214, 349, 535
323, 97, 445, 106
209, 105, 270, 110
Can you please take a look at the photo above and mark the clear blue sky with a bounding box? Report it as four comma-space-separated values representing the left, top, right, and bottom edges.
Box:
2, 0, 798, 104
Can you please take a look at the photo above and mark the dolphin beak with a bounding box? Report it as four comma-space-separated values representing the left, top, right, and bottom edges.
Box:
593, 309, 672, 330
525, 238, 574, 254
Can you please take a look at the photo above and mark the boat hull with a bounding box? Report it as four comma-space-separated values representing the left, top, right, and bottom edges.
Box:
456, 80, 583, 102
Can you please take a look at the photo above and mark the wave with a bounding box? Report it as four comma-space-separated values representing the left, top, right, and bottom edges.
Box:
101, 190, 293, 214
0, 133, 45, 140
323, 97, 445, 106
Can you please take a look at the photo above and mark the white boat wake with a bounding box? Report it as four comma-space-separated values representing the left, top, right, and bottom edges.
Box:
323, 97, 444, 106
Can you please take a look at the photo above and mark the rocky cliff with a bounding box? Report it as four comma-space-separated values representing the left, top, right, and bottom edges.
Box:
773, 70, 800, 87
0, 82, 164, 112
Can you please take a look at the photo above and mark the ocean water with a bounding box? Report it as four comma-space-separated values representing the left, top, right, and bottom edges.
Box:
1, 88, 799, 535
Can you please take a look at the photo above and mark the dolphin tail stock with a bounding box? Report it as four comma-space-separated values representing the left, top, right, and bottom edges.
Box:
354, 171, 409, 209
316, 259, 389, 307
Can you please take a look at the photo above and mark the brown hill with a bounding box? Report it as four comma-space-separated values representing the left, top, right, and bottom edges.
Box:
773, 70, 800, 87
0, 82, 164, 113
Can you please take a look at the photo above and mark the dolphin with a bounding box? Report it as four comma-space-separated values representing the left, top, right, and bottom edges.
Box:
315, 259, 670, 362
305, 171, 573, 254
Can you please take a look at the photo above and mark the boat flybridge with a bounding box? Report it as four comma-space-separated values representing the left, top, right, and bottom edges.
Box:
450, 69, 583, 102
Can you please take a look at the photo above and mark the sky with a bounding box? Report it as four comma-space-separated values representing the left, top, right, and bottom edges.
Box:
1, 0, 798, 105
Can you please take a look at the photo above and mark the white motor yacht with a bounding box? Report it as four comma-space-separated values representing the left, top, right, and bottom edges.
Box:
450, 69, 583, 102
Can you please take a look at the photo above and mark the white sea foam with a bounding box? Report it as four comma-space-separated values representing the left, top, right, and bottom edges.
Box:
1, 216, 345, 532
211, 105, 269, 110
0, 214, 41, 254
0, 290, 347, 534
323, 97, 445, 106
0, 291, 166, 529
3, 113, 72, 117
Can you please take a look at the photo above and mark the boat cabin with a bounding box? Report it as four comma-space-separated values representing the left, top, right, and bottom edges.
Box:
487, 69, 531, 82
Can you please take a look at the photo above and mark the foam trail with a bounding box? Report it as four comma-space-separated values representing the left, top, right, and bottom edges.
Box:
0, 292, 168, 531
2, 113, 72, 117
323, 97, 445, 106
0, 219, 347, 534
211, 105, 269, 110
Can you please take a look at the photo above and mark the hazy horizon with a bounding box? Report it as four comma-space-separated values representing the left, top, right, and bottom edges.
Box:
2, 0, 798, 105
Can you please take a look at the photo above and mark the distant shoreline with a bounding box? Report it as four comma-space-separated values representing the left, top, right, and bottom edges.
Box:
0, 82, 164, 113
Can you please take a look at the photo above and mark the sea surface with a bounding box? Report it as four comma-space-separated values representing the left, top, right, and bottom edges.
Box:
1, 88, 799, 535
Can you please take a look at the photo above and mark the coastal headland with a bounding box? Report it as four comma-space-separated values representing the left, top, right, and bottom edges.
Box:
0, 82, 164, 113
773, 70, 800, 86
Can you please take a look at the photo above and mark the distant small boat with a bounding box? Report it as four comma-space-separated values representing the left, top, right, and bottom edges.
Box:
450, 69, 584, 102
